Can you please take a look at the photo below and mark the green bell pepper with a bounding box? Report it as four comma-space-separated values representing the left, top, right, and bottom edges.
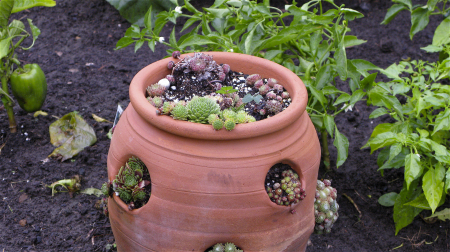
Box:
10, 63, 47, 112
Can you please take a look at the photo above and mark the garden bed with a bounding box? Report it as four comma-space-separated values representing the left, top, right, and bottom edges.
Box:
0, 0, 448, 251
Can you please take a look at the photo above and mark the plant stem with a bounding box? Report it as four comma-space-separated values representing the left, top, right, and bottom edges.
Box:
321, 129, 330, 170
1, 75, 16, 133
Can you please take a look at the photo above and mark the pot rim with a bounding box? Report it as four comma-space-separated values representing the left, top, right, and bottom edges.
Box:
129, 52, 307, 140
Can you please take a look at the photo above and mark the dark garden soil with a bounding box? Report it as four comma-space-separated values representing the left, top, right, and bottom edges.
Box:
0, 0, 449, 251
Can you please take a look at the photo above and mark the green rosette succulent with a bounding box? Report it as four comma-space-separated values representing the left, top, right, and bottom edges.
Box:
186, 96, 220, 124
314, 179, 339, 234
171, 103, 188, 121
111, 157, 151, 205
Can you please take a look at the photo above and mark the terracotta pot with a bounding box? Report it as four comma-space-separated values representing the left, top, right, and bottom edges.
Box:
107, 52, 321, 252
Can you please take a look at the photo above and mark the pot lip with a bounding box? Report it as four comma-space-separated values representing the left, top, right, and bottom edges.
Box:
129, 52, 307, 140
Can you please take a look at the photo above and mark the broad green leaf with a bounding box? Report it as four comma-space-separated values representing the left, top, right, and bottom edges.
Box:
365, 132, 398, 153
0, 0, 13, 28
244, 25, 257, 55
427, 0, 439, 11
115, 37, 135, 50
8, 20, 25, 37
381, 63, 401, 79
410, 7, 430, 40
421, 44, 442, 52
333, 127, 349, 168
322, 86, 342, 95
12, 0, 55, 13
432, 16, 450, 46
0, 37, 12, 60
369, 107, 388, 119
393, 0, 412, 10
134, 40, 144, 52
178, 35, 216, 49
405, 153, 422, 190
393, 182, 422, 235
379, 149, 407, 170
388, 143, 402, 163
106, 0, 177, 27
227, 0, 242, 8
210, 0, 226, 8
351, 59, 381, 72
333, 93, 351, 106
48, 111, 97, 162
263, 50, 283, 60
381, 4, 407, 25
309, 85, 327, 106
392, 82, 410, 96
423, 168, 444, 213
343, 35, 366, 48
404, 193, 431, 210
360, 72, 377, 90
446, 168, 450, 194
310, 31, 321, 55
378, 192, 398, 207
349, 89, 365, 105
341, 8, 364, 21
324, 114, 335, 138
315, 65, 333, 90
204, 8, 230, 18
335, 38, 347, 80
432, 109, 450, 135
426, 208, 450, 221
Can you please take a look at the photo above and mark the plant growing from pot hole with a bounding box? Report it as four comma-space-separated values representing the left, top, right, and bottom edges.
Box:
115, 0, 380, 170
0, 0, 55, 133
102, 157, 151, 210
146, 52, 292, 131
206, 242, 243, 252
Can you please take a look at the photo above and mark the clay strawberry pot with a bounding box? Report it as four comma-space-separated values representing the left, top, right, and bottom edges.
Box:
107, 52, 321, 251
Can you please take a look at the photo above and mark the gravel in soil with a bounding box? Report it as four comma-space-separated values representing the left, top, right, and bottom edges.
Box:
0, 0, 449, 251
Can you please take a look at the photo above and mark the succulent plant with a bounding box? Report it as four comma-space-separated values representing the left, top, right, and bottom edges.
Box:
254, 79, 264, 89
224, 119, 236, 131
259, 84, 270, 95
222, 109, 237, 122
208, 113, 220, 124
266, 168, 306, 207
148, 96, 163, 108
172, 50, 181, 59
109, 157, 151, 210
146, 83, 166, 97
171, 103, 189, 121
207, 242, 242, 252
281, 91, 290, 99
245, 74, 261, 86
266, 78, 277, 87
314, 179, 339, 234
212, 118, 224, 130
265, 100, 283, 114
158, 101, 176, 115
187, 96, 220, 124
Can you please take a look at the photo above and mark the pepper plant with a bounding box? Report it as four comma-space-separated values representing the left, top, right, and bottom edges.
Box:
382, 0, 450, 60
116, 0, 380, 169
364, 59, 450, 234
0, 0, 55, 133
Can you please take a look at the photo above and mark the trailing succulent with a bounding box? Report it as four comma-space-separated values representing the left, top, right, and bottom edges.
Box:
314, 179, 339, 234
266, 169, 306, 207
145, 52, 291, 130
207, 242, 243, 252
102, 157, 151, 210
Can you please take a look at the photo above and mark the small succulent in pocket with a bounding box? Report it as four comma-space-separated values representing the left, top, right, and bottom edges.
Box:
314, 179, 339, 234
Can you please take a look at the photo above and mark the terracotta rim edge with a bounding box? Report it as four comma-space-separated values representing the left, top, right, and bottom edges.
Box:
129, 52, 308, 140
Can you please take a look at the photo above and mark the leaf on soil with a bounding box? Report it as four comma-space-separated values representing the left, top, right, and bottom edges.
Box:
425, 208, 450, 221
33, 110, 48, 117
92, 114, 112, 123
48, 111, 97, 161
378, 192, 398, 207
46, 175, 81, 197
80, 187, 103, 197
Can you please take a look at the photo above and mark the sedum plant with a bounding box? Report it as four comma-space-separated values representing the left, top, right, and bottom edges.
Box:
116, 0, 379, 170
314, 179, 339, 234
364, 59, 450, 234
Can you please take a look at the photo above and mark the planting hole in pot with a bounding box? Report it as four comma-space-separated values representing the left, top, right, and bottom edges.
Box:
103, 156, 152, 211
265, 163, 306, 206
204, 242, 243, 252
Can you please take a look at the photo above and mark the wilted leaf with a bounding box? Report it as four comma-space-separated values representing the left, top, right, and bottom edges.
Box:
92, 114, 112, 123
80, 187, 103, 197
46, 175, 81, 197
33, 110, 48, 117
426, 208, 450, 221
48, 111, 97, 161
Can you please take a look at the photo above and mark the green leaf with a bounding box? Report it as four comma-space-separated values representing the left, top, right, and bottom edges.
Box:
340, 8, 364, 21
0, 0, 13, 29
410, 7, 430, 40
421, 44, 443, 53
360, 72, 377, 90
80, 187, 104, 197
48, 111, 97, 162
335, 39, 347, 81
134, 40, 144, 52
369, 107, 388, 119
432, 109, 450, 135
405, 153, 422, 190
12, 0, 55, 13
324, 114, 335, 138
349, 89, 365, 105
393, 0, 412, 10
381, 4, 407, 25
178, 35, 216, 49
393, 182, 422, 235
446, 168, 450, 194
432, 16, 450, 46
115, 36, 135, 50
364, 132, 398, 153
0, 37, 12, 60
343, 35, 366, 48
309, 85, 327, 106
426, 208, 450, 221
27, 19, 41, 43
204, 8, 230, 18
378, 192, 398, 207
314, 65, 333, 90
404, 193, 431, 210
351, 59, 381, 72
8, 20, 24, 37
333, 93, 351, 106
388, 143, 402, 163
423, 168, 444, 213
106, 0, 176, 27
333, 127, 349, 168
